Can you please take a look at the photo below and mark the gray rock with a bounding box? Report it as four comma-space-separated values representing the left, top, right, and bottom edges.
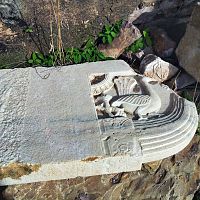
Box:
0, 0, 22, 24
150, 28, 177, 58
175, 70, 196, 91
176, 3, 200, 81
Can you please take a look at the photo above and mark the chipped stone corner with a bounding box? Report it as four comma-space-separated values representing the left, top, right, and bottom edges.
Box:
81, 156, 102, 162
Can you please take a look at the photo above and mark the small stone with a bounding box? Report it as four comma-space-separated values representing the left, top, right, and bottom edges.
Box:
176, 3, 200, 81
150, 28, 176, 58
140, 54, 179, 82
110, 173, 123, 184
135, 46, 154, 60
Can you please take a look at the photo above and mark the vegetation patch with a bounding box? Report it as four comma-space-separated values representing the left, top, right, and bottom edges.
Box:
26, 20, 152, 68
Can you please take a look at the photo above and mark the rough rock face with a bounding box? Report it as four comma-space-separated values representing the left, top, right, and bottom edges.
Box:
0, 0, 141, 67
2, 135, 200, 200
176, 4, 200, 81
0, 0, 140, 48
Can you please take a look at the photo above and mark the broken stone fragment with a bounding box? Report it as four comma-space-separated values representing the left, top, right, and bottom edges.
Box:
176, 3, 200, 82
150, 28, 176, 58
98, 22, 141, 58
140, 54, 179, 82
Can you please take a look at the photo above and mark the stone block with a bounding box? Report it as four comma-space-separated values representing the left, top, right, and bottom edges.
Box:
0, 60, 198, 185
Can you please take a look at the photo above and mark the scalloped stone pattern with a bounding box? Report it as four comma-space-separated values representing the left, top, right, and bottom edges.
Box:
0, 60, 198, 186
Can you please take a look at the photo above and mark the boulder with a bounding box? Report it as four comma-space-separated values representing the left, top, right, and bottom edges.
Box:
176, 3, 200, 81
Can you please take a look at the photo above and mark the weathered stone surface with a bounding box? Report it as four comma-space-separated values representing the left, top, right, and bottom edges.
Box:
176, 3, 200, 81
98, 22, 141, 58
150, 28, 176, 58
0, 0, 140, 49
0, 0, 22, 24
0, 60, 198, 185
175, 70, 196, 91
2, 135, 200, 200
140, 54, 179, 82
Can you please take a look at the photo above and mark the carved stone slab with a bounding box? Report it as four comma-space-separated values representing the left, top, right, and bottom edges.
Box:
0, 60, 198, 185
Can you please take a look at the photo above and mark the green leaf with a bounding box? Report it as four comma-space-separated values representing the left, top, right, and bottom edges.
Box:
143, 30, 148, 37
137, 41, 144, 49
102, 37, 106, 44
28, 59, 33, 64
48, 59, 53, 67
145, 35, 153, 46
131, 45, 137, 53
32, 52, 37, 61
98, 52, 106, 60
25, 27, 33, 33
99, 33, 104, 37
35, 59, 42, 64
107, 35, 113, 44
37, 53, 44, 60
105, 25, 111, 32
86, 53, 91, 62
111, 31, 117, 38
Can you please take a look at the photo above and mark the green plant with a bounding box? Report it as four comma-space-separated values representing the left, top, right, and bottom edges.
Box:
65, 38, 108, 64
98, 20, 123, 44
24, 27, 33, 33
127, 28, 153, 53
27, 38, 110, 67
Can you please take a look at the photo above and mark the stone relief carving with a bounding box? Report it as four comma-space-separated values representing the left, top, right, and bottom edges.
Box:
90, 71, 198, 159
91, 73, 161, 120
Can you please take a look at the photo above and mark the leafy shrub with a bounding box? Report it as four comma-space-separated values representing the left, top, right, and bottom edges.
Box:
98, 20, 123, 44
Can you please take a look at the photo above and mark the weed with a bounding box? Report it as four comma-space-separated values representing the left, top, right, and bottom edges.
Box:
127, 29, 153, 53
27, 38, 110, 67
24, 26, 33, 33
27, 20, 153, 67
98, 20, 123, 44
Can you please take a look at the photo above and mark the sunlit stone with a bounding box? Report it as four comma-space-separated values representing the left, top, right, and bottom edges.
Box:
0, 60, 198, 185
